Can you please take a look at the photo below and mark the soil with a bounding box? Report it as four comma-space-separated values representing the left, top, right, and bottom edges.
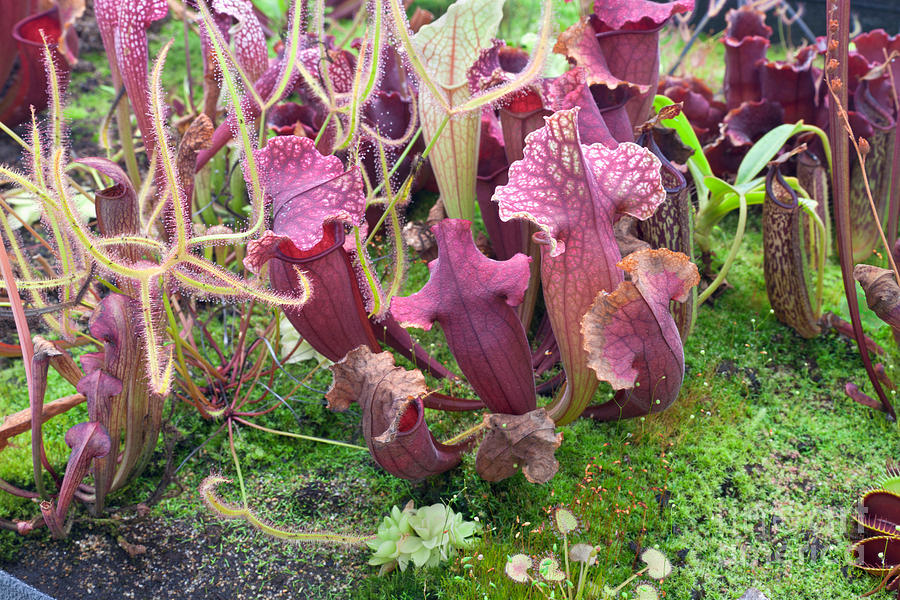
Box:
2, 511, 368, 599
73, 1, 105, 56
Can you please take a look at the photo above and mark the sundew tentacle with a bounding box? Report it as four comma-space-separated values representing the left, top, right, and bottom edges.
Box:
138, 275, 174, 395
173, 255, 312, 307
149, 41, 190, 253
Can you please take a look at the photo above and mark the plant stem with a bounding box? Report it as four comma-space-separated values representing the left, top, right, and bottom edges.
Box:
826, 0, 897, 419
610, 566, 649, 595
697, 192, 748, 305
233, 417, 366, 450
366, 115, 448, 246
0, 225, 40, 497
227, 420, 248, 506
442, 420, 486, 446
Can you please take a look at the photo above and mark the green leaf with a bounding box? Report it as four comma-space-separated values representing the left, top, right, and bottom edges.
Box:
653, 95, 712, 178
734, 123, 802, 186
703, 176, 740, 200
252, 0, 289, 25
537, 556, 565, 581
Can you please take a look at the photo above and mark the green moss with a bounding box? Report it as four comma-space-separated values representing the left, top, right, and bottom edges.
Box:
347, 213, 898, 599
0, 355, 88, 520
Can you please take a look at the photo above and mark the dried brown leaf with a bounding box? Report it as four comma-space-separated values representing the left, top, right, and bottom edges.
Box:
475, 408, 561, 483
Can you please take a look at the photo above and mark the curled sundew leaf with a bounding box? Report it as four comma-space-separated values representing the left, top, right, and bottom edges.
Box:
390, 219, 536, 415
505, 554, 533, 582
326, 347, 468, 480
581, 249, 698, 421
721, 5, 771, 110
475, 408, 561, 483
494, 108, 666, 425
641, 547, 673, 579
200, 475, 370, 546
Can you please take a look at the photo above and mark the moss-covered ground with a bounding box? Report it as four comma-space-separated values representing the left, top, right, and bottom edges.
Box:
1, 2, 898, 599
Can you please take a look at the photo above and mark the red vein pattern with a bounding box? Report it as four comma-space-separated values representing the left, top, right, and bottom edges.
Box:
581, 249, 698, 421
391, 219, 535, 415
494, 108, 665, 425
